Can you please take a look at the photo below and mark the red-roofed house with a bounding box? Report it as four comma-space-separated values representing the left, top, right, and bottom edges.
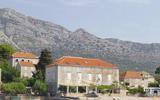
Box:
120, 70, 154, 88
45, 56, 119, 94
17, 61, 36, 78
10, 52, 39, 67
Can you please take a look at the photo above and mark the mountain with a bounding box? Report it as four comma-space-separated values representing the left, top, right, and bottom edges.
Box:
0, 8, 159, 73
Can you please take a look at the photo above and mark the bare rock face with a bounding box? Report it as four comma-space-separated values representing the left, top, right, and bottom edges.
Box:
0, 8, 159, 73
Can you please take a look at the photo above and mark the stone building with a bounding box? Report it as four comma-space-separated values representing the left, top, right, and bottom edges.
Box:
45, 56, 119, 94
16, 61, 36, 78
120, 70, 155, 88
10, 52, 39, 67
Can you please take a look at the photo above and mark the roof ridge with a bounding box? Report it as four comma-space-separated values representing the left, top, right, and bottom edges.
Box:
12, 51, 37, 58
48, 56, 115, 68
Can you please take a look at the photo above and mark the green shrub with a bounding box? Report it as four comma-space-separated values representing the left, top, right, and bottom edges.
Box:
148, 82, 159, 87
33, 80, 47, 95
128, 86, 145, 95
1, 82, 26, 95
97, 85, 112, 90
97, 85, 112, 94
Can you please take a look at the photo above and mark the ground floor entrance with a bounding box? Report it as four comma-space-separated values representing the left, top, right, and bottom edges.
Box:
58, 85, 97, 94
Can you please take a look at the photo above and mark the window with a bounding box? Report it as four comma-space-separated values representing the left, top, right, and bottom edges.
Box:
24, 73, 27, 77
96, 74, 102, 85
24, 67, 27, 70
31, 73, 33, 76
16, 59, 18, 62
88, 74, 92, 81
107, 74, 112, 85
66, 73, 71, 83
77, 73, 82, 84
31, 67, 34, 70
108, 75, 111, 81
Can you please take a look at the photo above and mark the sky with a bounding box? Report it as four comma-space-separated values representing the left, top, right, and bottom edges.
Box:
0, 0, 160, 43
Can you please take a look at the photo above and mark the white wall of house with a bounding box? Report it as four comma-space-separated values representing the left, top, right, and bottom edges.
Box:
17, 64, 36, 78
124, 77, 155, 88
46, 65, 119, 93
57, 65, 118, 86
10, 57, 39, 67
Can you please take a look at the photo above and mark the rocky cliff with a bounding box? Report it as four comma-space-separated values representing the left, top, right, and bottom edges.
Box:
0, 8, 159, 73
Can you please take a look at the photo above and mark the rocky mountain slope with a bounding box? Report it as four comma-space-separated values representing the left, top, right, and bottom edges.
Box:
0, 8, 159, 73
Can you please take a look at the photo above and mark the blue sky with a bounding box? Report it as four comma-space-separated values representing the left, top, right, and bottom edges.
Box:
0, 0, 160, 43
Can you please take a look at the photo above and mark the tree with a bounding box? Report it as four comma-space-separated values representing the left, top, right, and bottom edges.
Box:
155, 75, 160, 84
148, 82, 159, 87
32, 70, 44, 81
155, 66, 160, 84
155, 66, 160, 75
0, 44, 18, 83
0, 60, 19, 83
32, 80, 47, 95
37, 49, 52, 80
0, 44, 14, 60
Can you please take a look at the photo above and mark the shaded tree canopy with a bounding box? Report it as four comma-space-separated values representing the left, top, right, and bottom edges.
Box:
155, 66, 160, 75
32, 70, 44, 81
37, 49, 52, 80
33, 80, 47, 95
0, 43, 14, 60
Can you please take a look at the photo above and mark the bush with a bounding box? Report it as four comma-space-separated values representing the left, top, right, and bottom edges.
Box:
155, 75, 160, 84
97, 85, 112, 94
97, 85, 112, 90
33, 80, 47, 95
148, 82, 159, 87
13, 77, 29, 86
0, 59, 19, 83
1, 82, 26, 95
128, 88, 138, 95
128, 86, 145, 95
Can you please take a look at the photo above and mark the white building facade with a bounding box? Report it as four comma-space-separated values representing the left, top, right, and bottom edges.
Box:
45, 56, 119, 94
17, 61, 36, 78
10, 52, 39, 67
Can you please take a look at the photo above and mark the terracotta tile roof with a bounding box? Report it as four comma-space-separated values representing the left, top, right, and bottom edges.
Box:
47, 56, 116, 68
19, 61, 34, 67
12, 52, 37, 59
120, 70, 143, 79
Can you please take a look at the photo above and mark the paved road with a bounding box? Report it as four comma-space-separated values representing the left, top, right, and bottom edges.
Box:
81, 96, 159, 100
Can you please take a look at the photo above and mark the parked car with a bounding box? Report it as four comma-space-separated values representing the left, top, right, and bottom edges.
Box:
85, 91, 99, 98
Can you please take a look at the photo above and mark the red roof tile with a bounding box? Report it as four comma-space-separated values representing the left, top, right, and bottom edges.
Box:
19, 61, 34, 67
120, 70, 142, 79
12, 52, 37, 59
47, 56, 116, 68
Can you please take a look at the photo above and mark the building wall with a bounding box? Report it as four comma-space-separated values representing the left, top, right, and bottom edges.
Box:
17, 64, 36, 78
124, 78, 143, 88
46, 65, 119, 94
45, 66, 58, 93
57, 65, 119, 86
124, 77, 155, 88
10, 57, 39, 67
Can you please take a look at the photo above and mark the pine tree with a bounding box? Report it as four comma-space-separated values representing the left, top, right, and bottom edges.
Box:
155, 66, 160, 75
37, 49, 52, 80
